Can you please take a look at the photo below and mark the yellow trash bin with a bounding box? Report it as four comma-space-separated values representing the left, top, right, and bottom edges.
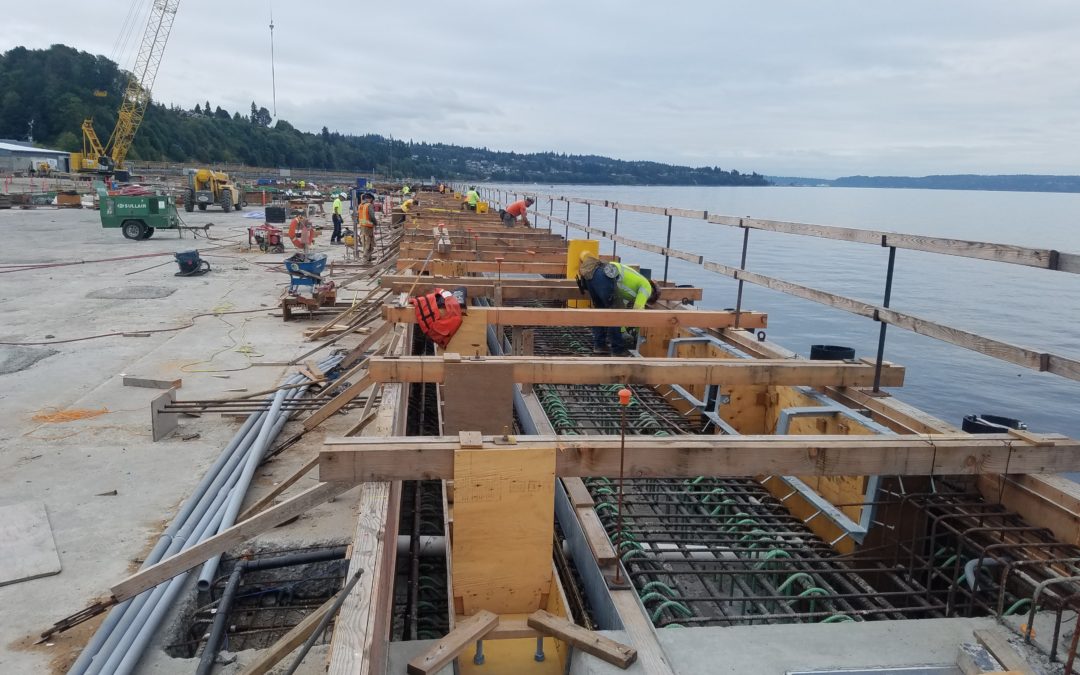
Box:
476, 201, 489, 214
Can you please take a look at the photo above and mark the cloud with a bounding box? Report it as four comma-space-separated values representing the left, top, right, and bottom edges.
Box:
3, 0, 1080, 176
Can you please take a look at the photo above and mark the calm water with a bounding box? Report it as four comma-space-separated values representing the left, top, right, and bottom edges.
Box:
495, 184, 1080, 440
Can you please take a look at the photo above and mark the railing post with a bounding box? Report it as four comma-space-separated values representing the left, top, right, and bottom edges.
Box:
872, 246, 898, 393
612, 207, 619, 257
663, 214, 673, 282
548, 198, 553, 232
565, 200, 570, 240
586, 203, 591, 240
734, 222, 750, 328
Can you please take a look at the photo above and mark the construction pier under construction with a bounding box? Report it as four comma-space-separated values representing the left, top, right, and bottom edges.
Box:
6, 180, 1080, 675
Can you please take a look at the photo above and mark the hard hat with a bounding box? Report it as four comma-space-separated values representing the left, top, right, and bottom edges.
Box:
579, 250, 598, 263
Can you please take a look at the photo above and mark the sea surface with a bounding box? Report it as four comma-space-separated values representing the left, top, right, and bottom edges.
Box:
493, 184, 1080, 441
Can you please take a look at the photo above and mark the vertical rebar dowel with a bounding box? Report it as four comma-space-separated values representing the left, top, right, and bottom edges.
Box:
734, 223, 750, 328
612, 208, 619, 257
663, 214, 673, 282
614, 388, 631, 585
872, 246, 897, 392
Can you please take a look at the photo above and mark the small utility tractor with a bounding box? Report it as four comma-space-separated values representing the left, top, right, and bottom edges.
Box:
184, 168, 244, 213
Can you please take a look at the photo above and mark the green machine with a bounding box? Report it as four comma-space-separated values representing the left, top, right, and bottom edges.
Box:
96, 184, 182, 240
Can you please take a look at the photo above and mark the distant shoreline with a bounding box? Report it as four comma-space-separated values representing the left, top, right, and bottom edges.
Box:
767, 174, 1080, 194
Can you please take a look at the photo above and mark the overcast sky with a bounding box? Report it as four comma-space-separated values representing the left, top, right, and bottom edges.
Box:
4, 1, 1080, 177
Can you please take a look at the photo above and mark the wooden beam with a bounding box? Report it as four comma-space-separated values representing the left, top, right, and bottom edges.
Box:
382, 305, 767, 329
527, 609, 637, 669
380, 276, 704, 302
401, 249, 578, 264
973, 628, 1037, 675
237, 455, 320, 521
303, 373, 374, 431
406, 610, 498, 675
110, 482, 348, 603
318, 433, 1080, 482
397, 259, 569, 274
367, 356, 904, 387
400, 244, 568, 256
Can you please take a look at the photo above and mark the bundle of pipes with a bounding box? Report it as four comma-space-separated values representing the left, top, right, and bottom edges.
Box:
69, 354, 344, 675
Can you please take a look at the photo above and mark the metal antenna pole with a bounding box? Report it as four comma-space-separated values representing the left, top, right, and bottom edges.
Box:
269, 2, 277, 117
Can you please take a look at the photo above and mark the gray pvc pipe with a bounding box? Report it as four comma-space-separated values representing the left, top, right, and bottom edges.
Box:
84, 486, 233, 675
73, 357, 341, 673
68, 410, 267, 675
76, 421, 264, 675
111, 494, 232, 675
197, 387, 294, 590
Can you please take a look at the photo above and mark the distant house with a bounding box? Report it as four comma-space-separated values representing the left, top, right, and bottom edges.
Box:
0, 140, 71, 173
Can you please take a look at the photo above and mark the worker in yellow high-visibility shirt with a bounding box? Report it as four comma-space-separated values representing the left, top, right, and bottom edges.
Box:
331, 194, 344, 244
576, 251, 660, 355
465, 186, 480, 211
392, 196, 419, 227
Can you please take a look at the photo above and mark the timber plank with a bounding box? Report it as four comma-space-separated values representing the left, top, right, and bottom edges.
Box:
304, 373, 374, 430
238, 455, 320, 521
383, 305, 767, 329
577, 507, 616, 566
241, 591, 340, 675
563, 477, 595, 507
367, 356, 904, 388
527, 609, 637, 669
110, 482, 348, 603
973, 628, 1037, 675
405, 610, 498, 675
328, 353, 406, 675
318, 433, 1080, 482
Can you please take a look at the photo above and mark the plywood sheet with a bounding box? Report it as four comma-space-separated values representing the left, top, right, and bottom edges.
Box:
442, 361, 514, 435
452, 447, 555, 614
0, 501, 61, 586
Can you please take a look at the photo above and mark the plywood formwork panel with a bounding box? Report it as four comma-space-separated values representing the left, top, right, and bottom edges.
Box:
452, 446, 555, 615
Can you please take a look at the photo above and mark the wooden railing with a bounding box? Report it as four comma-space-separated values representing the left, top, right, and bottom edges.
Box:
472, 186, 1080, 385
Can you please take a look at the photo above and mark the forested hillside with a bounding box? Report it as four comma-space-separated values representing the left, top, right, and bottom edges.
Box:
0, 45, 769, 186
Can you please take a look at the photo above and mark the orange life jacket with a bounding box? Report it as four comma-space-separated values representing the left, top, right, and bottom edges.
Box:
411, 288, 462, 348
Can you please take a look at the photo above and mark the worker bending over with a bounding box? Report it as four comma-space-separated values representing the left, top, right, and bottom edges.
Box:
576, 251, 660, 355
500, 197, 534, 227
392, 195, 420, 228
356, 192, 378, 263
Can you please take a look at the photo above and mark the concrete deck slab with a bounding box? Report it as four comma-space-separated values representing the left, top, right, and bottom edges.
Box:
0, 204, 374, 673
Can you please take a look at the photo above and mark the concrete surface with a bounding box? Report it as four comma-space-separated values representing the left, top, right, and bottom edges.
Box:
0, 202, 369, 673
568, 619, 997, 675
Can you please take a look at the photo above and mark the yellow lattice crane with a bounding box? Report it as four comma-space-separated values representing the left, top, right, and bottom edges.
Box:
72, 0, 180, 180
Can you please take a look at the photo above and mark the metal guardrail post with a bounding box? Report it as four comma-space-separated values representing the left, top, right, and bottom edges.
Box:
872, 245, 898, 392
548, 198, 553, 232
734, 221, 750, 328
565, 200, 570, 240
612, 207, 619, 257
663, 214, 673, 282
586, 203, 591, 239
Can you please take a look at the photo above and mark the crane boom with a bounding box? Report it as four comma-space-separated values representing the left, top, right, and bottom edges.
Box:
75, 0, 180, 173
